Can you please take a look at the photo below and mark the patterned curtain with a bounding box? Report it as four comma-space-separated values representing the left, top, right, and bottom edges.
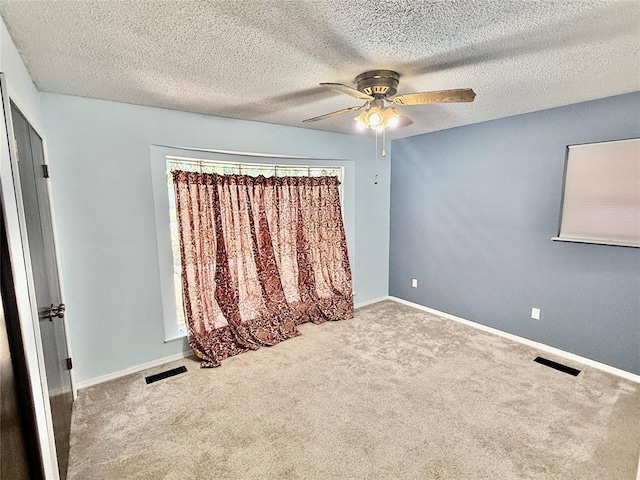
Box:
172, 172, 353, 367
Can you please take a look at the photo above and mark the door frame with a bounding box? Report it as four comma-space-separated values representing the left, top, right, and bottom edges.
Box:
0, 72, 63, 479
9, 99, 77, 398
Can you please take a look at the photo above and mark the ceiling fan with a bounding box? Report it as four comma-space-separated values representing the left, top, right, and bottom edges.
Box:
303, 70, 476, 130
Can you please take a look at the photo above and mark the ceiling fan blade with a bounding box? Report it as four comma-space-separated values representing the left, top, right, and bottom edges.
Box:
393, 89, 476, 106
303, 103, 366, 123
320, 82, 374, 101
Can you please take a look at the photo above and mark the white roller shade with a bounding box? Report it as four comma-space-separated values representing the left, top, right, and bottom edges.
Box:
555, 138, 640, 247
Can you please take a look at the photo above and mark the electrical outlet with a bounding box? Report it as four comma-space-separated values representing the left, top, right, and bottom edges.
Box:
531, 307, 541, 320
412, 278, 418, 288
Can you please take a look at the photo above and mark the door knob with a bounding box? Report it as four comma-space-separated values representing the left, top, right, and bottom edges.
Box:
47, 303, 65, 321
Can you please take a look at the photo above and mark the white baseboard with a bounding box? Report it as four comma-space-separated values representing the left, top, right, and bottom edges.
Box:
77, 297, 638, 389
78, 299, 388, 390
76, 351, 193, 390
78, 299, 389, 390
355, 296, 391, 309
388, 296, 640, 384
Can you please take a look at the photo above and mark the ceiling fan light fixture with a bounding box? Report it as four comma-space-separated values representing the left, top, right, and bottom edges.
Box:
364, 107, 383, 127
355, 105, 402, 130
354, 111, 368, 129
382, 107, 401, 128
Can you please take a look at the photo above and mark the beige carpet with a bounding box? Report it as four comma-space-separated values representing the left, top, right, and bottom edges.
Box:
68, 301, 640, 479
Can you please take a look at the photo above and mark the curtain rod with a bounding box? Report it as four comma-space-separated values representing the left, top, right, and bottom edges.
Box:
167, 157, 343, 173
155, 144, 351, 162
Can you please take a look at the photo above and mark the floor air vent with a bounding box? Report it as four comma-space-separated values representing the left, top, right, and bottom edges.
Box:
145, 366, 187, 384
534, 357, 580, 376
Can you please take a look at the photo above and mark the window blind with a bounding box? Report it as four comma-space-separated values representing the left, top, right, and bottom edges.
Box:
554, 138, 640, 247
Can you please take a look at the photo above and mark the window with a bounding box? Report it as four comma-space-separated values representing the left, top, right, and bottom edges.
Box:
150, 145, 353, 343
553, 138, 639, 248
166, 156, 344, 337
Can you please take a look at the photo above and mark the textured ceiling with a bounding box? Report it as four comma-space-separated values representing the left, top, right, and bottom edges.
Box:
0, 1, 638, 139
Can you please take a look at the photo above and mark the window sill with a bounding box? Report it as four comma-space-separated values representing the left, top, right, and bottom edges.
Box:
551, 236, 639, 248
164, 331, 187, 343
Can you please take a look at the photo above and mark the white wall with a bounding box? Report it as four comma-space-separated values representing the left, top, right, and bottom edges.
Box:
40, 93, 390, 383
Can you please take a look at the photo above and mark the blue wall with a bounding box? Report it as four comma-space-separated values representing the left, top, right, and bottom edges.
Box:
42, 92, 390, 383
390, 92, 640, 374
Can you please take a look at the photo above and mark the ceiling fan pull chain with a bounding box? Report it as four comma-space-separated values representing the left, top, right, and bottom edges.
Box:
382, 128, 387, 157
374, 130, 379, 185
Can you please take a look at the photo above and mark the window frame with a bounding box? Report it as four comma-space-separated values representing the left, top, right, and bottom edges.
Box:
552, 137, 640, 248
150, 145, 355, 342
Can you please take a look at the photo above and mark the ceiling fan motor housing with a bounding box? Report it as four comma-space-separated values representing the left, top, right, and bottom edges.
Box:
355, 70, 400, 97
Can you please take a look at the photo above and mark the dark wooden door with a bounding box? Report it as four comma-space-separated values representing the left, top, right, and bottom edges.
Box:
11, 102, 73, 480
1, 210, 44, 479
0, 292, 31, 480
